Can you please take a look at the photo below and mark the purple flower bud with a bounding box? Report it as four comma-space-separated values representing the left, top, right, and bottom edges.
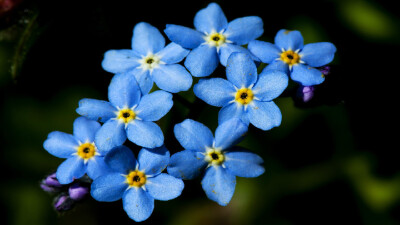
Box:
297, 85, 315, 102
54, 195, 75, 212
68, 183, 89, 201
44, 173, 62, 187
40, 183, 59, 193
319, 66, 331, 76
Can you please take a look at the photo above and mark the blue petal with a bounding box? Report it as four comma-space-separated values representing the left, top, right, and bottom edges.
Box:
248, 101, 282, 131
131, 22, 165, 55
225, 52, 258, 88
252, 70, 288, 101
157, 42, 190, 64
128, 68, 153, 95
104, 145, 137, 174
194, 2, 228, 33
224, 147, 265, 178
152, 64, 193, 93
193, 78, 236, 107
263, 60, 289, 74
73, 117, 101, 143
138, 146, 170, 176
123, 188, 154, 222
86, 156, 112, 180
218, 103, 249, 125
174, 119, 214, 151
300, 42, 336, 67
291, 64, 325, 86
108, 73, 141, 109
184, 45, 219, 77
126, 120, 163, 148
91, 172, 128, 202
43, 131, 78, 158
94, 120, 127, 154
135, 90, 173, 121
76, 98, 117, 123
225, 16, 263, 45
56, 156, 86, 184
218, 43, 259, 67
201, 165, 236, 206
214, 118, 248, 150
146, 174, 184, 201
164, 25, 204, 49
101, 50, 141, 74
248, 40, 280, 63
167, 150, 207, 180
274, 29, 304, 51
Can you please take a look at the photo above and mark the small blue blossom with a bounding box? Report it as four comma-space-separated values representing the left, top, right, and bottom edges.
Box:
102, 22, 192, 94
248, 29, 336, 86
43, 117, 112, 184
167, 118, 264, 206
194, 52, 288, 131
164, 2, 263, 77
76, 72, 173, 150
91, 145, 184, 222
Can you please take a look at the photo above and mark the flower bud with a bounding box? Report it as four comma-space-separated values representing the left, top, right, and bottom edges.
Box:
68, 183, 89, 201
319, 66, 331, 76
54, 195, 75, 212
297, 85, 315, 102
44, 173, 62, 187
40, 183, 58, 193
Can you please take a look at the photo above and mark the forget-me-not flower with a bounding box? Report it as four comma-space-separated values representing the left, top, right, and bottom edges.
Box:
76, 72, 173, 150
43, 117, 111, 184
102, 22, 192, 94
194, 52, 288, 131
164, 2, 263, 77
167, 118, 264, 206
91, 145, 184, 222
248, 29, 336, 86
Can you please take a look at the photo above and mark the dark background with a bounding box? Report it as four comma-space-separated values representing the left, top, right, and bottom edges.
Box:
1, 0, 399, 224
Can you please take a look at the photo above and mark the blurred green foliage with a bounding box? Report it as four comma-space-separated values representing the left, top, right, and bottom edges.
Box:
1, 0, 399, 225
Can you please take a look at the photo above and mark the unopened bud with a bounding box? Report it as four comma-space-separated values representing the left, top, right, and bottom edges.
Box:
44, 173, 62, 187
68, 183, 89, 201
54, 195, 75, 212
319, 66, 331, 76
297, 85, 315, 102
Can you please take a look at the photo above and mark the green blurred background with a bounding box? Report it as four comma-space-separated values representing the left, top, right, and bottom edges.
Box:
1, 0, 398, 224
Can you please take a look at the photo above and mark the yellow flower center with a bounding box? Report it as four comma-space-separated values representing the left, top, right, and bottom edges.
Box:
139, 54, 161, 71
117, 109, 136, 123
77, 143, 96, 160
280, 50, 300, 65
235, 88, 254, 105
206, 32, 226, 47
126, 170, 147, 187
205, 148, 225, 165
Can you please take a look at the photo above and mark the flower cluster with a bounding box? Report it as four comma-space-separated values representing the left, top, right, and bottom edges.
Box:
41, 2, 336, 222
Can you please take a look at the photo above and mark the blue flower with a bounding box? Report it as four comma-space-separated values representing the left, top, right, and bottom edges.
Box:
76, 72, 173, 150
43, 117, 112, 184
194, 52, 288, 131
248, 29, 336, 86
91, 145, 184, 222
102, 22, 192, 94
164, 2, 263, 77
167, 118, 264, 206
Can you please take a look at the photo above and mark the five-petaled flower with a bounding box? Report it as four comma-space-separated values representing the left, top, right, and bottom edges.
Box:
102, 22, 193, 94
76, 72, 173, 150
167, 118, 264, 206
248, 29, 336, 86
164, 2, 263, 77
91, 145, 184, 222
43, 117, 112, 184
194, 52, 288, 131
